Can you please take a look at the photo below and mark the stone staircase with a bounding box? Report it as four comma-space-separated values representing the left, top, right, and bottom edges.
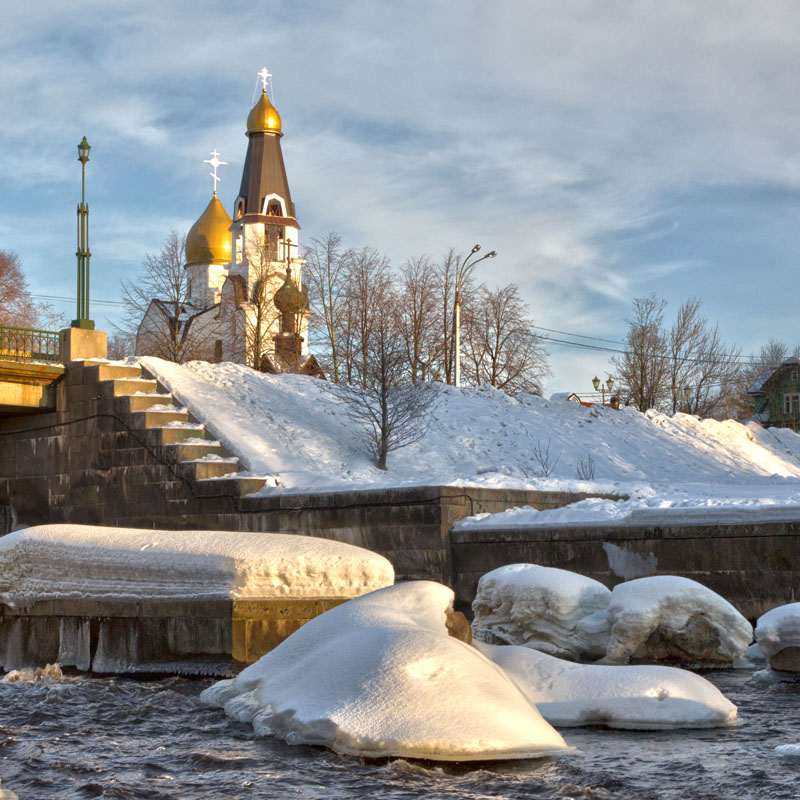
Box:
87, 362, 266, 497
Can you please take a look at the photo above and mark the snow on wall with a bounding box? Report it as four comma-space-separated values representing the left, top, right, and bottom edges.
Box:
0, 525, 394, 602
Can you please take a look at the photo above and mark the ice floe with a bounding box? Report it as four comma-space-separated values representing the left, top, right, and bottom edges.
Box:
201, 581, 570, 761
471, 564, 610, 659
755, 602, 800, 672
606, 576, 752, 666
477, 640, 737, 729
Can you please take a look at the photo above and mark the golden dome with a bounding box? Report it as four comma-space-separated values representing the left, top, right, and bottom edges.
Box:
247, 89, 282, 135
274, 271, 307, 313
185, 194, 232, 266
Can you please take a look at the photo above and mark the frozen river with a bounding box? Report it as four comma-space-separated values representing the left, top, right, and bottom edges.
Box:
0, 668, 798, 800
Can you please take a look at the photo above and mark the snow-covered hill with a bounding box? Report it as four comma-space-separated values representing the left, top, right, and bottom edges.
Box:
138, 358, 800, 521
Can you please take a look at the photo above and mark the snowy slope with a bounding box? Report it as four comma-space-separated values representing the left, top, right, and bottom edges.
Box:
138, 358, 800, 509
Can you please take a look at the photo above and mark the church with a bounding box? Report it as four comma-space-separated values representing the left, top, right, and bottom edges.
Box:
136, 71, 323, 377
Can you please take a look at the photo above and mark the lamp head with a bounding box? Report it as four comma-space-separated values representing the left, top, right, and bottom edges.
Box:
77, 136, 91, 163
471, 244, 481, 254
684, 385, 692, 399
487, 250, 497, 258
607, 377, 614, 391
592, 376, 600, 391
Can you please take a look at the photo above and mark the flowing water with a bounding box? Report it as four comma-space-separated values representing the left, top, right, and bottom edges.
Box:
0, 669, 798, 800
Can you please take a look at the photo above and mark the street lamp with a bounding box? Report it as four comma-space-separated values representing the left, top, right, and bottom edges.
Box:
592, 375, 614, 405
684, 385, 692, 413
454, 244, 497, 387
73, 136, 94, 330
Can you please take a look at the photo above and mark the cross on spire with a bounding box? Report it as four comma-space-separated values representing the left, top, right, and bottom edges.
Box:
258, 67, 272, 92
203, 149, 227, 195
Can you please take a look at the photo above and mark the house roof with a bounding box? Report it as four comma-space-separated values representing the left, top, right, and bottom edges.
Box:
747, 357, 800, 395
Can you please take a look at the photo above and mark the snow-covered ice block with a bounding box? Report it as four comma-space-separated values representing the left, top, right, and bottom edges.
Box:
0, 525, 394, 602
755, 602, 800, 672
201, 581, 570, 761
605, 576, 752, 665
476, 640, 737, 729
472, 563, 610, 659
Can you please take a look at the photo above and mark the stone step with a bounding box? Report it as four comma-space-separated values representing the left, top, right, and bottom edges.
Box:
182, 459, 240, 480
115, 393, 177, 414
97, 378, 158, 398
129, 408, 189, 429
145, 424, 206, 446
162, 441, 225, 463
84, 363, 143, 382
193, 475, 267, 497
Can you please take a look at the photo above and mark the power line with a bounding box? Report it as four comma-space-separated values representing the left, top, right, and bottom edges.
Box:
32, 294, 126, 308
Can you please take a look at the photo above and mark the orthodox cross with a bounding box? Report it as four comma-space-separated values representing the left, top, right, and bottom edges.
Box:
203, 149, 226, 195
258, 67, 272, 92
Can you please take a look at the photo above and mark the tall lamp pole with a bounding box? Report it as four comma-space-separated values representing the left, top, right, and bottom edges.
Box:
454, 244, 497, 387
73, 136, 94, 330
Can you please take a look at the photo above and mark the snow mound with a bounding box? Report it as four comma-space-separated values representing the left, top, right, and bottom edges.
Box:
0, 525, 394, 602
755, 603, 800, 658
476, 640, 737, 729
471, 564, 610, 659
138, 357, 800, 497
201, 581, 570, 761
775, 744, 800, 758
606, 576, 752, 665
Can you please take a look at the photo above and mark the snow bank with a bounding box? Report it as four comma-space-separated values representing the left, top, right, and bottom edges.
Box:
138, 358, 800, 501
471, 564, 610, 659
0, 525, 394, 602
201, 581, 570, 761
454, 494, 800, 531
755, 603, 800, 658
606, 576, 752, 665
476, 641, 737, 729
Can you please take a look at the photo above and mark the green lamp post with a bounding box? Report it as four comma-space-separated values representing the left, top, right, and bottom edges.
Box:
72, 136, 94, 329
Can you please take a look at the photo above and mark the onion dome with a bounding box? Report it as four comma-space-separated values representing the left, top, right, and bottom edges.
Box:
185, 194, 232, 266
274, 271, 306, 313
247, 89, 282, 136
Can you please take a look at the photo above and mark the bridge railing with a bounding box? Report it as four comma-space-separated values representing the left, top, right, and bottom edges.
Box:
0, 325, 64, 364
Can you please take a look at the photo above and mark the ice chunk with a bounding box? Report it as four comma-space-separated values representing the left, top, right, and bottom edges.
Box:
755, 603, 800, 672
477, 640, 737, 729
472, 563, 610, 659
776, 743, 800, 758
606, 576, 752, 665
202, 581, 570, 761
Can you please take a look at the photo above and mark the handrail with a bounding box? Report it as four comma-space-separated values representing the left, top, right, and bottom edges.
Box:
0, 325, 64, 364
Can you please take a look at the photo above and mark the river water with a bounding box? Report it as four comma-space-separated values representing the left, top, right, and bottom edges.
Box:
0, 668, 798, 800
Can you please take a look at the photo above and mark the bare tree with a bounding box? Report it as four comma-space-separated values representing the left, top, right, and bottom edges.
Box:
613, 295, 669, 412
433, 248, 460, 384
344, 247, 394, 389
331, 293, 436, 470
397, 255, 440, 382
303, 232, 351, 382
120, 231, 207, 363
666, 298, 742, 417
462, 283, 550, 394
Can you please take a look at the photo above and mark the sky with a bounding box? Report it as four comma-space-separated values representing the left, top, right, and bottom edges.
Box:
3, 0, 800, 396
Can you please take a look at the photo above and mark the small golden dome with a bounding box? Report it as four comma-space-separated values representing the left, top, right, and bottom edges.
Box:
274, 271, 306, 313
247, 89, 282, 135
185, 194, 232, 266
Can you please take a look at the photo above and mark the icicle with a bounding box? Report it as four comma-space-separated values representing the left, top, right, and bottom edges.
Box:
58, 618, 91, 671
92, 620, 140, 674
2, 619, 24, 671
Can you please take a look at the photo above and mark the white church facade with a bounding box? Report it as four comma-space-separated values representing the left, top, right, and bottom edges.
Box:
136, 72, 323, 377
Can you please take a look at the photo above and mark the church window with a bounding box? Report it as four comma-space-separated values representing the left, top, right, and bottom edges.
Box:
214, 339, 223, 362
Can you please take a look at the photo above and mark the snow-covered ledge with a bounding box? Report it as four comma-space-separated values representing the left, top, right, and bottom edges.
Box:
0, 525, 394, 674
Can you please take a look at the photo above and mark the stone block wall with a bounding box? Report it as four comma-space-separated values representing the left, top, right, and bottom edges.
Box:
451, 522, 800, 620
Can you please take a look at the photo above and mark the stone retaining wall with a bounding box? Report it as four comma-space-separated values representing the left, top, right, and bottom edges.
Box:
451, 522, 800, 620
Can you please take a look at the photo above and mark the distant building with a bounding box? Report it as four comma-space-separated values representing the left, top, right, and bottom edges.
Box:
137, 70, 323, 378
747, 357, 800, 430
549, 392, 619, 409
